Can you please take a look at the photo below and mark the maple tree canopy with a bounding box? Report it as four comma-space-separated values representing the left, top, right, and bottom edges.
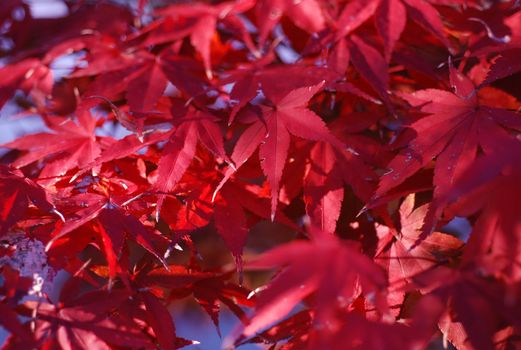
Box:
1, 0, 521, 349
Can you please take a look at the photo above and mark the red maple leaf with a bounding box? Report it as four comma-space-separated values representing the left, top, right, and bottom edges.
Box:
1, 1, 520, 348
28, 290, 155, 349
214, 82, 344, 220
414, 266, 521, 350
153, 103, 230, 217
147, 0, 254, 79
255, 0, 326, 47
240, 227, 387, 338
3, 113, 100, 180
373, 65, 521, 208
439, 139, 521, 282
0, 166, 60, 236
47, 192, 168, 281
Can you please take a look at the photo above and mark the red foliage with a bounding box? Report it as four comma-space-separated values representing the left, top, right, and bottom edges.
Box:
1, 0, 520, 349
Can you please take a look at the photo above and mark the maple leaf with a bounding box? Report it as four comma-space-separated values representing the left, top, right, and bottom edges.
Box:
318, 33, 392, 107
46, 192, 168, 281
479, 47, 521, 87
303, 142, 345, 234
62, 46, 171, 127
139, 290, 181, 350
374, 194, 464, 314
71, 50, 173, 135
154, 105, 229, 218
255, 0, 326, 47
301, 2, 393, 105
324, 0, 449, 62
302, 113, 381, 234
89, 131, 170, 167
376, 0, 450, 60
2, 1, 521, 348
0, 302, 32, 344
303, 143, 372, 233
214, 175, 300, 269
29, 290, 155, 350
414, 267, 521, 350
214, 194, 248, 274
136, 264, 214, 290
214, 82, 344, 221
0, 59, 40, 110
240, 227, 387, 338
305, 0, 451, 104
156, 168, 248, 269
136, 264, 253, 336
158, 160, 295, 274
235, 310, 312, 348
125, 54, 168, 113
372, 65, 521, 206
437, 139, 521, 282
306, 295, 444, 350
374, 0, 408, 61
2, 113, 100, 180
151, 0, 254, 79
379, 195, 463, 273
190, 274, 253, 335
0, 166, 60, 236
223, 63, 340, 125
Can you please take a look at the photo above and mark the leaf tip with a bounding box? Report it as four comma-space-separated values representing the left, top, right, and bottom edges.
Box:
44, 241, 53, 253
247, 285, 267, 300
69, 170, 83, 183
51, 208, 65, 223
206, 68, 214, 81
356, 206, 368, 218
211, 189, 219, 203
346, 146, 360, 156
228, 160, 237, 172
